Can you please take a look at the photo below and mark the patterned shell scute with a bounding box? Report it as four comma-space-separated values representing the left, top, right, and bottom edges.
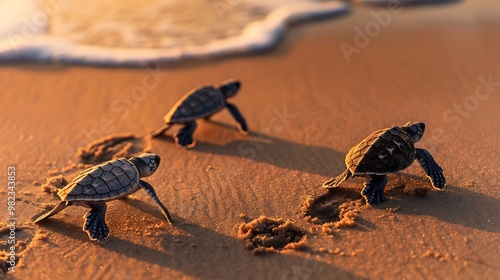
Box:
57, 158, 140, 201
346, 126, 416, 175
164, 86, 225, 123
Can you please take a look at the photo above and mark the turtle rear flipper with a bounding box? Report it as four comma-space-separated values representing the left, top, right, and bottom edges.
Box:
151, 124, 172, 138
416, 148, 446, 189
226, 102, 248, 134
361, 175, 389, 205
83, 201, 110, 241
34, 201, 69, 223
323, 169, 352, 188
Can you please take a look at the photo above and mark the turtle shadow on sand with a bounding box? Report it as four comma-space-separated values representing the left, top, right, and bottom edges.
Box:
380, 173, 500, 233
37, 205, 362, 280
153, 120, 345, 177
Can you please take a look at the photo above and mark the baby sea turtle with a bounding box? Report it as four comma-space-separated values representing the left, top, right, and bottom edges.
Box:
150, 79, 248, 147
34, 153, 172, 241
323, 122, 445, 205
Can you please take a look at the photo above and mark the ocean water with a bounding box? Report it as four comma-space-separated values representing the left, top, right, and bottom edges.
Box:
0, 0, 347, 65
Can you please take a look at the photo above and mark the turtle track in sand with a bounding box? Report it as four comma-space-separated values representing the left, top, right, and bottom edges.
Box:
35, 133, 152, 223
39, 133, 151, 195
238, 216, 306, 255
237, 190, 363, 254
0, 225, 40, 273
77, 133, 152, 164
301, 188, 363, 233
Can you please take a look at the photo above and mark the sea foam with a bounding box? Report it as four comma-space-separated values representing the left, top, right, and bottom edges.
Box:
0, 0, 348, 66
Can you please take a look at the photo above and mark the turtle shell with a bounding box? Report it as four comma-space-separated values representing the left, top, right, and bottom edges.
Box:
346, 126, 416, 175
164, 86, 225, 124
57, 158, 140, 201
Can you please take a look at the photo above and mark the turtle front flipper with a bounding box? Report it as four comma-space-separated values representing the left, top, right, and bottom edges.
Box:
139, 180, 173, 225
174, 121, 197, 148
323, 169, 352, 188
225, 102, 248, 134
34, 201, 69, 223
361, 175, 389, 205
83, 201, 110, 241
416, 148, 446, 190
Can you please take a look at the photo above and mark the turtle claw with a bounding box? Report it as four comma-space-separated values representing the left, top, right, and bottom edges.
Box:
83, 202, 109, 241
361, 175, 389, 206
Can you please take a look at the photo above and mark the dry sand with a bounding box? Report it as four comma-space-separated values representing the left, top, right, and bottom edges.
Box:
1, 0, 499, 279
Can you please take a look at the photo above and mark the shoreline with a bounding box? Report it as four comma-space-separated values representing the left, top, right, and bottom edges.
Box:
0, 1, 349, 66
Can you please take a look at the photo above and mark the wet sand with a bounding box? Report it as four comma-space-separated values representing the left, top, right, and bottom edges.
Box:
0, 0, 499, 279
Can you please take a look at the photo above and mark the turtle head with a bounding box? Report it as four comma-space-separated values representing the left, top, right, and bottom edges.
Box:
130, 153, 161, 177
219, 79, 241, 99
401, 122, 425, 143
